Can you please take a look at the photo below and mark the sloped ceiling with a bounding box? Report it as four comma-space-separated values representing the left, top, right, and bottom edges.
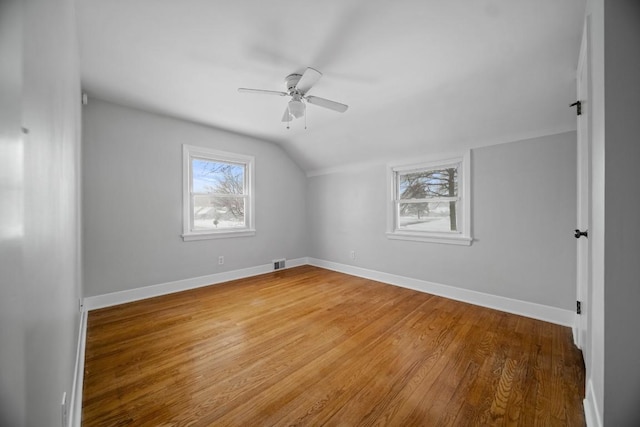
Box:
76, 0, 585, 174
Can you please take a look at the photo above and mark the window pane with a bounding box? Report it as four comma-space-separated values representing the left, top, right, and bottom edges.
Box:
192, 158, 244, 195
193, 195, 245, 230
399, 167, 458, 199
398, 201, 457, 232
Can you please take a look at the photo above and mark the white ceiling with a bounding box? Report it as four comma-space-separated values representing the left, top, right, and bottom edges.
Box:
76, 0, 586, 174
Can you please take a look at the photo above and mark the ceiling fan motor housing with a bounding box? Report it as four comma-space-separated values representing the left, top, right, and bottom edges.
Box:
285, 74, 302, 93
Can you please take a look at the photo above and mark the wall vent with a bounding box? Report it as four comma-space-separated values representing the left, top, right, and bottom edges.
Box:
273, 259, 286, 270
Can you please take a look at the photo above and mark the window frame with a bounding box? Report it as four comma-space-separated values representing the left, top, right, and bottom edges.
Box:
386, 151, 472, 245
182, 145, 255, 241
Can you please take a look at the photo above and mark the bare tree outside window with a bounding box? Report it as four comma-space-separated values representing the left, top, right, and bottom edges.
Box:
200, 162, 245, 219
398, 166, 458, 232
192, 159, 246, 230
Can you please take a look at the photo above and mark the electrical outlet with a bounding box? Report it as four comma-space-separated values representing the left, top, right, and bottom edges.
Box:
350, 250, 356, 260
218, 256, 224, 265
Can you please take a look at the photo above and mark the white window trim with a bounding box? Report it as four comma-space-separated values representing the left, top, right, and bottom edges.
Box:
182, 145, 255, 241
386, 151, 472, 246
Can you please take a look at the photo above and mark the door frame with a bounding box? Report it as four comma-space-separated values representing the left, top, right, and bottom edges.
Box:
575, 20, 591, 359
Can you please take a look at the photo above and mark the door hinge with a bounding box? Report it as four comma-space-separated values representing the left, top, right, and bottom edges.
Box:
570, 100, 582, 116
577, 301, 582, 315
574, 229, 588, 239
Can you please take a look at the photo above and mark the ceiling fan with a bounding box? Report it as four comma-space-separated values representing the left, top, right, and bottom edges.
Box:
238, 67, 348, 125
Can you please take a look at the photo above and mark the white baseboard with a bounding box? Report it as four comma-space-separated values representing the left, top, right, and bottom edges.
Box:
83, 253, 576, 327
572, 315, 580, 348
307, 258, 575, 327
83, 257, 308, 311
68, 309, 87, 427
583, 379, 602, 427
84, 257, 573, 327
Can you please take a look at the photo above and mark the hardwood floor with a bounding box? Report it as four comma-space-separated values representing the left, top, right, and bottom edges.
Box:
82, 265, 585, 426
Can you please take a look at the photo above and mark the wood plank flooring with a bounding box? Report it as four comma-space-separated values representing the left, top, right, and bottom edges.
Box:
82, 265, 585, 426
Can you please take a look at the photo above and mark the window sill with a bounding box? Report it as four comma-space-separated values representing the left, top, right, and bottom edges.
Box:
386, 231, 472, 246
182, 229, 256, 241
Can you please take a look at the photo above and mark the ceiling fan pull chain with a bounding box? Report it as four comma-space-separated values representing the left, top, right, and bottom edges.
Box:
304, 110, 307, 130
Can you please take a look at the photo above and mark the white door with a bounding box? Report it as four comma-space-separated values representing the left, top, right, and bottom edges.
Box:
575, 23, 591, 365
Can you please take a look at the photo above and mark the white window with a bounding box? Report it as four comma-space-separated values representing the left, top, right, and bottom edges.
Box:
387, 152, 472, 245
182, 145, 255, 241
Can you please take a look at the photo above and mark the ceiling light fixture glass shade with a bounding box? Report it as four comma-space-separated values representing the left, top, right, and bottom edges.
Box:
288, 99, 305, 119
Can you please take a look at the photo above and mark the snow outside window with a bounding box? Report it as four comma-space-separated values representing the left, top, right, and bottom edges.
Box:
387, 152, 472, 245
182, 145, 255, 241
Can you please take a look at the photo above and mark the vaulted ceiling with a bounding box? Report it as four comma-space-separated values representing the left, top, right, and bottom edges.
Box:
76, 0, 585, 174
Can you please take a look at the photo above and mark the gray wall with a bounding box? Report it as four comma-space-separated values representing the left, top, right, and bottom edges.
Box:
0, 0, 82, 425
0, 1, 25, 424
603, 0, 640, 424
307, 132, 577, 310
82, 99, 308, 297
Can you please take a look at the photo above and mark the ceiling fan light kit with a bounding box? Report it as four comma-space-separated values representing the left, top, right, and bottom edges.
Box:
287, 98, 305, 119
238, 67, 348, 129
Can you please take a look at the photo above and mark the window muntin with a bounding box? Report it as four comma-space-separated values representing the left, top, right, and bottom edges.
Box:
387, 153, 471, 245
183, 146, 254, 240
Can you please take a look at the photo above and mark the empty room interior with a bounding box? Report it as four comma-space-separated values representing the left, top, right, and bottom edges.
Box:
2, 0, 640, 426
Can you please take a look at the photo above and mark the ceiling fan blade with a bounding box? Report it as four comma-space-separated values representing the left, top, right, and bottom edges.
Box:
305, 95, 349, 113
281, 106, 292, 122
238, 88, 288, 96
295, 67, 322, 95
